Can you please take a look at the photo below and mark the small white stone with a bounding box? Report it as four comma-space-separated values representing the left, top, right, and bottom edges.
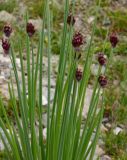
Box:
43, 128, 47, 140
100, 124, 108, 133
113, 127, 123, 135
87, 16, 95, 24
42, 96, 48, 106
101, 155, 111, 160
82, 87, 93, 119
105, 123, 111, 129
95, 145, 105, 156
91, 64, 105, 76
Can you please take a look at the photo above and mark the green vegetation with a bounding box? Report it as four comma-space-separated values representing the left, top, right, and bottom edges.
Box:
104, 130, 127, 160
0, 0, 16, 13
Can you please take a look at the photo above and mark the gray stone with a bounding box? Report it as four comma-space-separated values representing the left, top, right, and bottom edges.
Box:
42, 113, 47, 127
43, 128, 47, 141
95, 145, 105, 157
82, 87, 93, 119
100, 155, 111, 160
87, 16, 95, 24
0, 11, 16, 22
91, 64, 105, 76
100, 124, 108, 133
113, 127, 123, 135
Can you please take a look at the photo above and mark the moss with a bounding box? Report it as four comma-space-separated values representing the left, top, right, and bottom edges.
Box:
0, 0, 16, 13
103, 130, 127, 159
23, 0, 44, 18
107, 9, 127, 32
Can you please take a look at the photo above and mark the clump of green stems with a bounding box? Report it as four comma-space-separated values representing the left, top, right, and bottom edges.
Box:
0, 0, 113, 159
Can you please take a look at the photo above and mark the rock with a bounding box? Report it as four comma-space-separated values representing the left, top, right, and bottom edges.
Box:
91, 64, 105, 76
42, 113, 47, 127
95, 145, 105, 156
18, 2, 27, 16
113, 127, 123, 135
87, 16, 95, 24
0, 11, 16, 22
0, 76, 6, 84
100, 155, 111, 160
0, 54, 11, 65
43, 128, 47, 141
43, 78, 56, 88
42, 95, 48, 106
100, 124, 108, 133
82, 87, 93, 119
102, 117, 109, 123
86, 142, 104, 160
104, 123, 111, 130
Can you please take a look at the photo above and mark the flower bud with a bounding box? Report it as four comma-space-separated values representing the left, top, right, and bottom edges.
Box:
3, 25, 12, 37
67, 14, 75, 25
26, 23, 35, 37
2, 39, 10, 54
98, 75, 107, 88
75, 68, 82, 81
98, 53, 106, 66
72, 32, 83, 48
110, 33, 118, 48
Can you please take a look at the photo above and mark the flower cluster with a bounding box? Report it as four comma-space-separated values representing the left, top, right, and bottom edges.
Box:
97, 32, 118, 87
67, 11, 84, 65
97, 53, 107, 88
2, 24, 12, 55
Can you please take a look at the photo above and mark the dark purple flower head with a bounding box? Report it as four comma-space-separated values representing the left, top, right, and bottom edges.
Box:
75, 68, 82, 81
67, 14, 75, 25
98, 75, 107, 88
3, 25, 12, 37
26, 23, 35, 37
2, 39, 10, 54
98, 53, 106, 66
110, 32, 118, 48
72, 32, 83, 48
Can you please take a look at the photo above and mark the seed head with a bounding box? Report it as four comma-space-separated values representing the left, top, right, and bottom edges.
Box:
98, 53, 106, 66
72, 32, 83, 48
98, 75, 107, 88
3, 25, 12, 37
67, 14, 75, 25
26, 23, 35, 37
110, 33, 118, 48
75, 68, 82, 81
2, 39, 10, 54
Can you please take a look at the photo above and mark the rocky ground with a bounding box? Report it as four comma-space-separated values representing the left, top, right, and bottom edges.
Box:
0, 0, 127, 159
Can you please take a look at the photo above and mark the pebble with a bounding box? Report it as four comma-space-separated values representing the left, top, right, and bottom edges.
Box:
100, 155, 111, 160
100, 124, 108, 133
82, 87, 93, 119
113, 127, 123, 135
